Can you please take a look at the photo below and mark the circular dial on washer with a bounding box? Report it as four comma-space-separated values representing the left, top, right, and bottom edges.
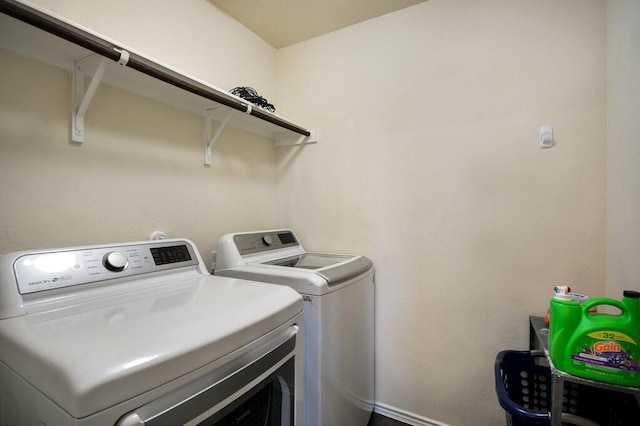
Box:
262, 234, 275, 246
103, 251, 128, 272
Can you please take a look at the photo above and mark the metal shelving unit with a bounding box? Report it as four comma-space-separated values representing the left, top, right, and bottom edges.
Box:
0, 0, 317, 165
529, 316, 640, 426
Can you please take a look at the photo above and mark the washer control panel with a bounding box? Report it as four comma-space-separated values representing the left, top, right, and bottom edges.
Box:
233, 230, 299, 255
13, 240, 198, 294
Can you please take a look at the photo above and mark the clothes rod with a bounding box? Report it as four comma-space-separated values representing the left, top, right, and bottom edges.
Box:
0, 0, 312, 137
0, 0, 121, 62
250, 107, 312, 137
125, 56, 311, 137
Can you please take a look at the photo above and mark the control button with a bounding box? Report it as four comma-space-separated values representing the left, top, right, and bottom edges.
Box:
262, 234, 275, 246
103, 251, 128, 272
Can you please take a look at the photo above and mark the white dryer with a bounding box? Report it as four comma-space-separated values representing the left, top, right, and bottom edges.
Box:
214, 229, 375, 426
0, 238, 304, 425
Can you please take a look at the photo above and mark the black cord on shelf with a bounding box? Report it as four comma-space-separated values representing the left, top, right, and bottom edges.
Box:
230, 87, 276, 113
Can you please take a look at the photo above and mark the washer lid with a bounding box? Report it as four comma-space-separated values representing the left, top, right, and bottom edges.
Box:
0, 275, 302, 418
264, 253, 352, 269
216, 254, 373, 296
264, 253, 373, 286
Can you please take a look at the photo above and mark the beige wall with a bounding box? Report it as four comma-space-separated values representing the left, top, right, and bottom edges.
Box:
27, 0, 277, 94
275, 1, 606, 424
0, 0, 279, 266
0, 0, 617, 425
606, 0, 640, 299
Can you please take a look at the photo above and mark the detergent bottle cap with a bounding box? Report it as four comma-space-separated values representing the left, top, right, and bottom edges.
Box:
623, 290, 640, 299
553, 285, 572, 300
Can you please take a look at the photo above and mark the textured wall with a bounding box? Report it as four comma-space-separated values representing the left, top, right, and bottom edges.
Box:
0, 0, 613, 424
0, 0, 278, 267
606, 0, 640, 299
275, 1, 606, 424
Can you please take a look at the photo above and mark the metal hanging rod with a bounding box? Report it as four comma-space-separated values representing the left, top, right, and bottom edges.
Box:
0, 0, 312, 138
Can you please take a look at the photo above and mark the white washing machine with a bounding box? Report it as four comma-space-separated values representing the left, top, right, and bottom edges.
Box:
214, 229, 375, 426
0, 238, 304, 426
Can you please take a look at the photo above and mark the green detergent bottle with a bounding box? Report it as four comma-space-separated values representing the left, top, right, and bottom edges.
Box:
548, 288, 640, 387
548, 286, 581, 355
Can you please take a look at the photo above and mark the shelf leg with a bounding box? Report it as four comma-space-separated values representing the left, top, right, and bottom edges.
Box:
203, 110, 232, 166
71, 55, 109, 143
550, 374, 564, 426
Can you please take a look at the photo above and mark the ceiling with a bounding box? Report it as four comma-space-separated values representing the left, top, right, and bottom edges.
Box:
210, 0, 427, 48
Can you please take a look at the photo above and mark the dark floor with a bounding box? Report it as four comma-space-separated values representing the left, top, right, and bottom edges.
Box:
367, 412, 411, 426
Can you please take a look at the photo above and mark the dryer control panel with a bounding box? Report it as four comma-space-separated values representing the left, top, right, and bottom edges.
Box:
233, 230, 299, 255
12, 240, 199, 295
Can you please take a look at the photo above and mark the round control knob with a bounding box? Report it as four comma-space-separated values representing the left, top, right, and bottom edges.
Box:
262, 234, 275, 246
103, 251, 128, 272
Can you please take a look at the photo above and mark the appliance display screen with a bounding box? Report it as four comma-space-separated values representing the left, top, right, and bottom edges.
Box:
150, 245, 192, 265
277, 232, 296, 245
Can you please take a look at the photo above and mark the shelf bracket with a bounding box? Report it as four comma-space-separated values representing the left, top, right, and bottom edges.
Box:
70, 50, 128, 143
71, 55, 109, 143
203, 110, 232, 166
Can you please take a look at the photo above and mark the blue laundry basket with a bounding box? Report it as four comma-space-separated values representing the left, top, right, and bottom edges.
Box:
494, 350, 640, 426
494, 350, 552, 426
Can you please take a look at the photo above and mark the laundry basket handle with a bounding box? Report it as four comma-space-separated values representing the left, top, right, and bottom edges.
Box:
494, 350, 551, 425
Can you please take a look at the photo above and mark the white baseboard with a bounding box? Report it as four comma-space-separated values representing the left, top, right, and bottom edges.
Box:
373, 402, 452, 426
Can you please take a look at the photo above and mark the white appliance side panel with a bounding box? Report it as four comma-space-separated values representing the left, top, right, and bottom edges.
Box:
0, 361, 73, 426
305, 272, 375, 426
